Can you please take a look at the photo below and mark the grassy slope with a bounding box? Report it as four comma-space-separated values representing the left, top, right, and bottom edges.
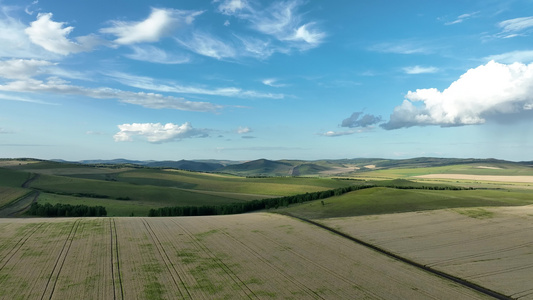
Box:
276, 187, 533, 219
0, 168, 32, 187
22, 166, 354, 216
0, 168, 33, 208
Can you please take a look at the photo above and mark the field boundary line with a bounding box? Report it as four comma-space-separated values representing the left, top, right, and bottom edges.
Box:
141, 218, 191, 299
281, 213, 514, 300
40, 218, 81, 300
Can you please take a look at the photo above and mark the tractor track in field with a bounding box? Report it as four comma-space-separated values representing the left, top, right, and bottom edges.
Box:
141, 218, 191, 299
283, 213, 514, 300
170, 219, 257, 300
109, 218, 124, 300
216, 228, 328, 299
0, 222, 44, 272
40, 219, 81, 300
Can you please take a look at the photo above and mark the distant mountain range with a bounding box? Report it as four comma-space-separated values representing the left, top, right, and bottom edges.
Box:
50, 157, 532, 177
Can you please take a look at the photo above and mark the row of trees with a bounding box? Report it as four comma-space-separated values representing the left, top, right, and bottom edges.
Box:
148, 184, 376, 217
27, 202, 107, 217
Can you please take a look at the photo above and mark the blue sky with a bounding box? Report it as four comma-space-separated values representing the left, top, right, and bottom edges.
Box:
1, 0, 532, 161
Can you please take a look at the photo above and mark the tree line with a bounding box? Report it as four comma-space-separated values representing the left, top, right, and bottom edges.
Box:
27, 202, 107, 217
148, 181, 473, 217
148, 184, 376, 217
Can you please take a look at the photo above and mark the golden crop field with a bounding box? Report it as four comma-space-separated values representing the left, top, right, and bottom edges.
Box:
0, 213, 491, 299
322, 206, 533, 299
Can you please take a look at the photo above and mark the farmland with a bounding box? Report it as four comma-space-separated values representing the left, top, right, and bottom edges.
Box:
319, 206, 533, 299
0, 214, 492, 299
1, 158, 533, 299
0, 159, 356, 216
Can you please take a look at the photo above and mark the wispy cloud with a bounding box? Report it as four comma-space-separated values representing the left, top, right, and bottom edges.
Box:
107, 71, 285, 99
319, 130, 355, 137
262, 78, 287, 87
236, 126, 252, 134
124, 45, 190, 64
0, 59, 55, 79
403, 65, 439, 74
497, 16, 533, 38
176, 32, 237, 60
444, 12, 479, 25
216, 0, 326, 53
382, 61, 533, 129
0, 92, 57, 105
369, 41, 430, 55
484, 50, 533, 63
114, 122, 208, 143
0, 77, 221, 112
101, 8, 203, 45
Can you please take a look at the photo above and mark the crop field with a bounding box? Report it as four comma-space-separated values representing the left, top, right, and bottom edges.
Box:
276, 187, 533, 219
0, 160, 359, 216
0, 187, 31, 208
321, 206, 533, 299
0, 213, 492, 299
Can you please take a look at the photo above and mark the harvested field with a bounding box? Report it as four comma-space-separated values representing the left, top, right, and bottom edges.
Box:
0, 214, 491, 299
414, 174, 533, 183
322, 205, 533, 299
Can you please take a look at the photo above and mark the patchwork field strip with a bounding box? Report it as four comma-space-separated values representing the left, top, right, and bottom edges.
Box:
322, 206, 533, 299
0, 214, 494, 299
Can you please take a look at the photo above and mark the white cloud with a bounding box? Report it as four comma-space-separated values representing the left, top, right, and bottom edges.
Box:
0, 59, 55, 79
369, 41, 430, 54
177, 32, 236, 59
107, 71, 284, 99
0, 77, 221, 112
218, 0, 325, 52
0, 92, 57, 105
101, 8, 202, 45
444, 12, 478, 25
285, 22, 325, 47
0, 8, 55, 59
25, 13, 101, 55
382, 61, 533, 129
237, 126, 251, 134
262, 78, 286, 87
124, 45, 190, 64
320, 130, 356, 137
403, 65, 439, 74
499, 16, 533, 33
485, 50, 533, 64
114, 122, 208, 143
218, 0, 249, 15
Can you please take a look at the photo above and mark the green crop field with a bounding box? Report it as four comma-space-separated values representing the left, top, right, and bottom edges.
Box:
0, 160, 357, 216
276, 187, 533, 219
0, 187, 32, 208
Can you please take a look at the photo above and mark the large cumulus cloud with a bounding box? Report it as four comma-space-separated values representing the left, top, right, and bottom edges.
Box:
381, 61, 533, 129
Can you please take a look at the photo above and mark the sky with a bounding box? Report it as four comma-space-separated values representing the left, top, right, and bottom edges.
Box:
1, 0, 533, 162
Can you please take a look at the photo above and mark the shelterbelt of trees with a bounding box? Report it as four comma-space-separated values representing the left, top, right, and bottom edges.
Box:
27, 202, 107, 217
148, 181, 469, 217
